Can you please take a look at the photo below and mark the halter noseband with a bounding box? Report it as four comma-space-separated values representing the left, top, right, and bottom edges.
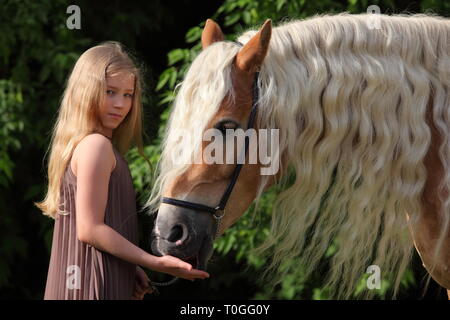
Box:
161, 54, 260, 239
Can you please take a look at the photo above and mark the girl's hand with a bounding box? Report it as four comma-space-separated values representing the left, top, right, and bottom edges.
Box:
155, 255, 210, 280
132, 266, 153, 300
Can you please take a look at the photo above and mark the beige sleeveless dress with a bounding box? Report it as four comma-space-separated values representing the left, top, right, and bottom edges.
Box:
44, 145, 138, 300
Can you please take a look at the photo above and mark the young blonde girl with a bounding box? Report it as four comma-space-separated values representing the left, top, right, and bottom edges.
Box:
36, 41, 208, 300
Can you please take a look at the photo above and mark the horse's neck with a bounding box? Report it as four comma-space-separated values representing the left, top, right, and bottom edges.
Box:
408, 105, 450, 289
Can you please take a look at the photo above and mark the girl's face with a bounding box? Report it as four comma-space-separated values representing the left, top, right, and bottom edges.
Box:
97, 72, 135, 137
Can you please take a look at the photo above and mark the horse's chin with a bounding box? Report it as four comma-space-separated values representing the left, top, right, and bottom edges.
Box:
185, 236, 214, 271
151, 235, 214, 271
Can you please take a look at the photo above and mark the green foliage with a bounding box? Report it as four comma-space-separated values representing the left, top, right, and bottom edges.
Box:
0, 0, 89, 297
127, 145, 161, 206
0, 80, 24, 187
353, 268, 416, 299
420, 0, 450, 15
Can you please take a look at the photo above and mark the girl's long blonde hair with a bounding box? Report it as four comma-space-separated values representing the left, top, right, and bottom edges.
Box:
147, 14, 450, 298
36, 41, 146, 219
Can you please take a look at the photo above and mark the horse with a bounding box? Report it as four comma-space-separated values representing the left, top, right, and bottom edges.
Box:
148, 13, 450, 299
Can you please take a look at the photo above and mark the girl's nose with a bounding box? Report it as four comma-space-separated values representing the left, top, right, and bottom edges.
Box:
113, 96, 125, 107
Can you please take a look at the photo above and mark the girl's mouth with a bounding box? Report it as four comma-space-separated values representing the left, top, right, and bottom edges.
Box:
108, 113, 122, 119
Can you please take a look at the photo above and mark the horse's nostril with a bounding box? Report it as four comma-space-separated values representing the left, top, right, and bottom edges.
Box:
167, 224, 184, 243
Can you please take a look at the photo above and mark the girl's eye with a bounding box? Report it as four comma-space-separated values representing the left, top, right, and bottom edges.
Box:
106, 90, 114, 95
124, 93, 134, 98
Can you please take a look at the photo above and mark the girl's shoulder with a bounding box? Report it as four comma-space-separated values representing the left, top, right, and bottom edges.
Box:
71, 133, 117, 177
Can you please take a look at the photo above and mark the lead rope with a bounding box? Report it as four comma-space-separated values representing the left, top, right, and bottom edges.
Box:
149, 276, 179, 295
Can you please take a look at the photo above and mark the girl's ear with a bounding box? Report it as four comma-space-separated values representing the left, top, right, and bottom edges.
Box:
201, 19, 224, 50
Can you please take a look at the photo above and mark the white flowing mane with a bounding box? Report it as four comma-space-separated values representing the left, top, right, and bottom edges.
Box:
148, 13, 450, 298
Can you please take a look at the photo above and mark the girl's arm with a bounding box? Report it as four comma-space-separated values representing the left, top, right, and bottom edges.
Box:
74, 134, 209, 280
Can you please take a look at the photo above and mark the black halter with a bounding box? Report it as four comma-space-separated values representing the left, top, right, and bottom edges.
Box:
161, 69, 260, 238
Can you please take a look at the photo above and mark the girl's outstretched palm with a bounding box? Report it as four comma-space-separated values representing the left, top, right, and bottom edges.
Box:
155, 255, 210, 280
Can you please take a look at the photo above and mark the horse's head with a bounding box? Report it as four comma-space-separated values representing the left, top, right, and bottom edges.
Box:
151, 19, 278, 270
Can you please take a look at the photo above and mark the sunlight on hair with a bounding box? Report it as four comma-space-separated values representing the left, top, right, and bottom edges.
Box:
36, 41, 145, 218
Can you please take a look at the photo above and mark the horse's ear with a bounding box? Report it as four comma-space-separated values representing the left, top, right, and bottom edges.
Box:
201, 19, 224, 50
235, 19, 272, 74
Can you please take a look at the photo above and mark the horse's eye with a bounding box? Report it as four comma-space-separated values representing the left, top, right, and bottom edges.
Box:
215, 120, 238, 135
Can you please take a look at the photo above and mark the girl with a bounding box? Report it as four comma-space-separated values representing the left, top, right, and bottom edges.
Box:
36, 41, 209, 300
